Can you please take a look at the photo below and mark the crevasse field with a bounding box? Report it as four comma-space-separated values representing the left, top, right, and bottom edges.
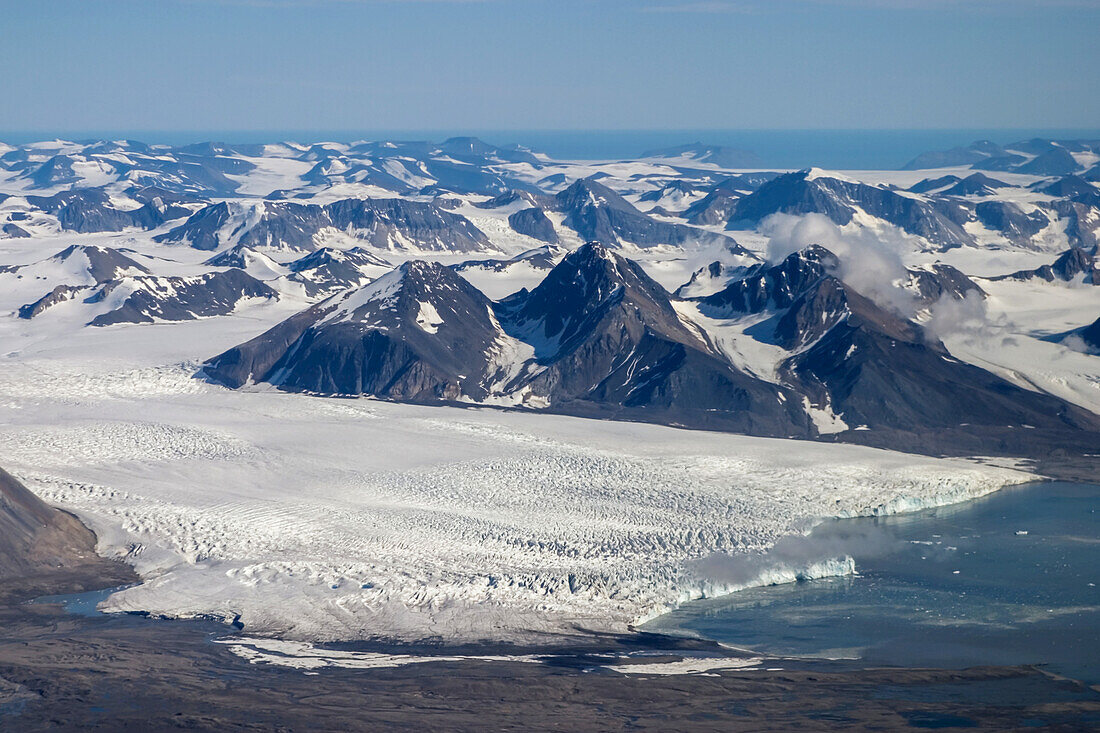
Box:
0, 308, 1028, 643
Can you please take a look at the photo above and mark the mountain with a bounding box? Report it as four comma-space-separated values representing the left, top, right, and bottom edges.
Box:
722, 170, 975, 250
974, 202, 1050, 246
548, 178, 746, 251
776, 272, 1100, 456
156, 198, 492, 253
283, 246, 391, 296
902, 140, 1007, 170
1081, 317, 1100, 351
674, 261, 751, 299
904, 263, 985, 306
507, 207, 558, 243
204, 260, 518, 401
641, 143, 763, 169
207, 244, 810, 435
990, 247, 1099, 284
24, 269, 281, 326
453, 244, 566, 274
20, 189, 193, 233
204, 244, 287, 280
940, 172, 1013, 197
0, 244, 150, 286
903, 137, 1098, 175
0, 466, 136, 601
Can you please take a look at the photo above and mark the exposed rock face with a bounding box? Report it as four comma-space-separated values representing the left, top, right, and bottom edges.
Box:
453, 245, 565, 274
2, 222, 31, 238
1081, 316, 1100, 351
641, 143, 763, 169
204, 242, 1100, 457
941, 173, 1012, 197
548, 179, 746, 251
974, 201, 1049, 244
206, 244, 809, 436
723, 171, 975, 250
508, 207, 558, 243
695, 245, 840, 316
992, 247, 1099, 284
24, 189, 191, 233
4, 245, 150, 289
156, 199, 492, 253
284, 246, 391, 296
18, 285, 93, 319
0, 467, 136, 601
778, 278, 1100, 443
85, 270, 278, 326
904, 264, 985, 307
205, 261, 512, 401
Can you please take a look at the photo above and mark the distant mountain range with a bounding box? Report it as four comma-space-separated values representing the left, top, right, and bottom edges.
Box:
204, 242, 1100, 462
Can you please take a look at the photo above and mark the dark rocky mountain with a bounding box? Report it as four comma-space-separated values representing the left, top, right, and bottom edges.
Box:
491, 244, 807, 432
23, 189, 191, 233
638, 180, 701, 205
940, 172, 1012, 197
904, 263, 985, 307
204, 261, 515, 401
690, 246, 980, 318
508, 207, 558, 243
82, 270, 278, 326
204, 243, 280, 271
674, 261, 751, 299
903, 138, 1097, 176
0, 466, 136, 602
694, 245, 841, 317
2, 222, 31, 238
641, 143, 763, 169
908, 175, 962, 194
1080, 316, 1100, 351
548, 178, 746, 251
1015, 147, 1081, 176
18, 284, 93, 319
207, 244, 810, 435
722, 171, 975, 250
2, 245, 150, 284
902, 140, 1007, 170
776, 274, 1100, 455
156, 198, 492, 253
204, 242, 1100, 458
991, 247, 1099, 285
974, 201, 1050, 245
453, 244, 565, 274
284, 246, 391, 296
1036, 175, 1100, 208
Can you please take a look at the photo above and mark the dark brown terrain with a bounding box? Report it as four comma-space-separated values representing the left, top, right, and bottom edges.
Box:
3, 467, 1100, 731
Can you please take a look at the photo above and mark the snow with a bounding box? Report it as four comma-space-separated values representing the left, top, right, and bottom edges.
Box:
0, 137, 1088, 648
415, 300, 444, 332
0, 321, 1029, 644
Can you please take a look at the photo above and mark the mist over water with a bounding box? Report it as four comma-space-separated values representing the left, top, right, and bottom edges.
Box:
650, 482, 1100, 685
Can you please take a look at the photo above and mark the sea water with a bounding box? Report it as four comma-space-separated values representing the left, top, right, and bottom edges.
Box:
645, 481, 1100, 685
4, 129, 1100, 170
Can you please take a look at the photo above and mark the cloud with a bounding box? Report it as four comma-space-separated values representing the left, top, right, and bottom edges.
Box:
689, 520, 903, 588
761, 212, 917, 316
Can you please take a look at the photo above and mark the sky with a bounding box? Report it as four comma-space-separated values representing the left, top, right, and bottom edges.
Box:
1, 0, 1098, 133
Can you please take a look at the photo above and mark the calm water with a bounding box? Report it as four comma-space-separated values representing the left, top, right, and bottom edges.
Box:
4, 128, 1100, 169
646, 482, 1100, 685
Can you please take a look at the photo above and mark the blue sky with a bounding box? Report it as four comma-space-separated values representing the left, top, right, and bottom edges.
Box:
1, 0, 1097, 132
